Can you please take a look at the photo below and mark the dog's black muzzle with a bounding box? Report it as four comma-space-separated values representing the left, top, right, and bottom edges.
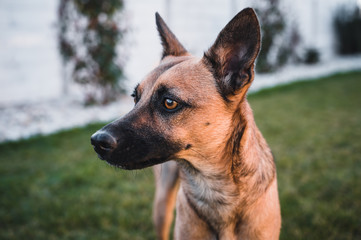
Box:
91, 131, 117, 160
90, 116, 182, 170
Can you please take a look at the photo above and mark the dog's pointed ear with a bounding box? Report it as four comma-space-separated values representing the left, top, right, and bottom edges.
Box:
203, 8, 261, 101
155, 12, 187, 59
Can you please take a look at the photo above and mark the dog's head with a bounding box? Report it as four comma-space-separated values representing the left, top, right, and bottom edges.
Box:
91, 8, 261, 170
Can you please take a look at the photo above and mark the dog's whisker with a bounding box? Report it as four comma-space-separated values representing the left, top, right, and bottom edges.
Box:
189, 148, 208, 160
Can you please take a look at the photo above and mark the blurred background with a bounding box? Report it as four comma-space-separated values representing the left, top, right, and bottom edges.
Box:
0, 0, 361, 239
0, 0, 360, 141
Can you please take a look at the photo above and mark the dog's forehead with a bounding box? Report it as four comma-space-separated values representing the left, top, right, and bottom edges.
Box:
139, 56, 215, 96
140, 56, 191, 89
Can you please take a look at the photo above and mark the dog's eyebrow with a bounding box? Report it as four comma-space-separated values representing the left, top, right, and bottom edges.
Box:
156, 84, 181, 99
156, 84, 169, 96
155, 84, 192, 107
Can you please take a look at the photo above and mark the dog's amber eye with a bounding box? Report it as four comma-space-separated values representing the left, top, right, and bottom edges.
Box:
164, 98, 178, 110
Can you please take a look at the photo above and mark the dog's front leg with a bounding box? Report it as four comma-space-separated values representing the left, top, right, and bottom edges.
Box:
153, 161, 180, 240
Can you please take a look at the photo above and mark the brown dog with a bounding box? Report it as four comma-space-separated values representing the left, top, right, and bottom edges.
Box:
91, 8, 281, 240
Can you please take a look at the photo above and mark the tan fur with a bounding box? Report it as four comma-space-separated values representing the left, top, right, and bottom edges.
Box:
147, 9, 282, 239
149, 54, 281, 239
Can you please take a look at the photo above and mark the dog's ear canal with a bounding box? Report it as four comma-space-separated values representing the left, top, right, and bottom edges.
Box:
155, 12, 187, 59
203, 8, 261, 100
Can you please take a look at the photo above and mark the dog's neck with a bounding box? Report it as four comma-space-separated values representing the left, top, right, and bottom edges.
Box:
177, 100, 276, 231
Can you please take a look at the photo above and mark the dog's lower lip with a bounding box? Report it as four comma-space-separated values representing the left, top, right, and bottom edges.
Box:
93, 146, 108, 161
104, 160, 128, 169
107, 157, 170, 170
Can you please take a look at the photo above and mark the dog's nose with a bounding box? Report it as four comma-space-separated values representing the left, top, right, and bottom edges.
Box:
91, 131, 117, 156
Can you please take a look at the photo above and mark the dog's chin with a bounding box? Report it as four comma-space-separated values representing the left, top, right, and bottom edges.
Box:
102, 156, 170, 170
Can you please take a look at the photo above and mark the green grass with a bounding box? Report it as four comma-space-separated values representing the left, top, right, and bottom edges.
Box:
0, 71, 360, 239
0, 126, 156, 240
249, 71, 361, 239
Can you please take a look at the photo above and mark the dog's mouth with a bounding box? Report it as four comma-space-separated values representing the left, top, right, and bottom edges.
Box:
91, 116, 184, 170
103, 156, 171, 170
91, 130, 181, 170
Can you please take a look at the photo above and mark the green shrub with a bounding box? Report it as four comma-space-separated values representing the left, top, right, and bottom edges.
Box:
303, 48, 320, 64
58, 0, 126, 105
254, 0, 300, 73
333, 5, 361, 55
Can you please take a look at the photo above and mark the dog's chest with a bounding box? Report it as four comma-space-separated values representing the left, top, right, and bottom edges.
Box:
182, 172, 241, 231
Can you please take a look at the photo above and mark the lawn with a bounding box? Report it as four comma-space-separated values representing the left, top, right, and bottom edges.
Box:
0, 71, 360, 239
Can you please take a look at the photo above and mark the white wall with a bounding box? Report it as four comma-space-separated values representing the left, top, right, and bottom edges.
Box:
164, 0, 360, 60
0, 0, 359, 105
0, 0, 62, 105
124, 0, 360, 89
278, 0, 359, 60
